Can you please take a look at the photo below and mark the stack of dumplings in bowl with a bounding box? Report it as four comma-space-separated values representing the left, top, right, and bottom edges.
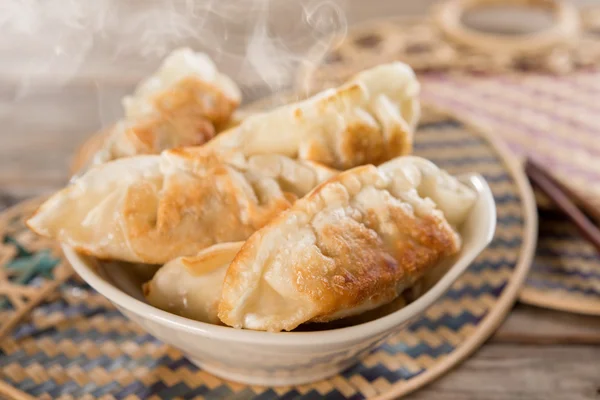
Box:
145, 156, 477, 332
29, 149, 336, 264
27, 48, 495, 385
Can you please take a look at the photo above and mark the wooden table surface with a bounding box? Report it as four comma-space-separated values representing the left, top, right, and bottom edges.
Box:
1, 1, 600, 399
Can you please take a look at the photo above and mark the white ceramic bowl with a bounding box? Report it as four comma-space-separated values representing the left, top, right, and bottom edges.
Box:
64, 173, 496, 387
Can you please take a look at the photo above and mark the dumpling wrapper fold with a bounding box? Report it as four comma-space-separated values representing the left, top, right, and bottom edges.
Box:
218, 156, 477, 332
144, 242, 244, 324
93, 48, 242, 164
144, 156, 476, 329
206, 62, 420, 170
27, 148, 336, 264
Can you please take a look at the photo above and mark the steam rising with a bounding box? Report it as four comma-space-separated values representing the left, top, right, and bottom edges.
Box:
1, 0, 347, 116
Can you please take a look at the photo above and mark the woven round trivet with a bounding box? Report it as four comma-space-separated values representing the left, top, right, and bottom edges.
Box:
0, 198, 74, 342
0, 108, 536, 399
434, 0, 580, 57
296, 4, 600, 94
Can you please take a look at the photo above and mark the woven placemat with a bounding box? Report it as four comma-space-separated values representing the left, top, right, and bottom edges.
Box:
421, 73, 600, 315
519, 208, 600, 316
0, 110, 536, 399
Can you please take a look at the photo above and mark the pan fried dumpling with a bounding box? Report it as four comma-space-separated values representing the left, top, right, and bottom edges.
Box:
93, 48, 241, 164
218, 156, 477, 332
143, 242, 243, 324
27, 148, 336, 264
206, 62, 420, 170
378, 156, 477, 227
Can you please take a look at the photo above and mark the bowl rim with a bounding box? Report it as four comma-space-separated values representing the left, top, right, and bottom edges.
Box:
64, 173, 496, 346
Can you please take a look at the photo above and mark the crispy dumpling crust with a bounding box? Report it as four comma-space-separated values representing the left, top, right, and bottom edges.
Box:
94, 48, 241, 164
27, 148, 336, 264
112, 78, 236, 156
206, 62, 420, 170
218, 157, 474, 332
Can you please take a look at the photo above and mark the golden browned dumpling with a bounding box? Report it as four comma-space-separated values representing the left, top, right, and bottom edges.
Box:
27, 148, 336, 264
205, 62, 420, 170
93, 48, 241, 165
218, 156, 476, 332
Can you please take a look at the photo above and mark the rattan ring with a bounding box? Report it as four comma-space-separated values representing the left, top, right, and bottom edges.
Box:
434, 0, 580, 55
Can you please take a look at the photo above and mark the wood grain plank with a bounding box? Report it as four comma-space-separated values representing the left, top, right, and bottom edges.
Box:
493, 304, 600, 345
409, 344, 600, 400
